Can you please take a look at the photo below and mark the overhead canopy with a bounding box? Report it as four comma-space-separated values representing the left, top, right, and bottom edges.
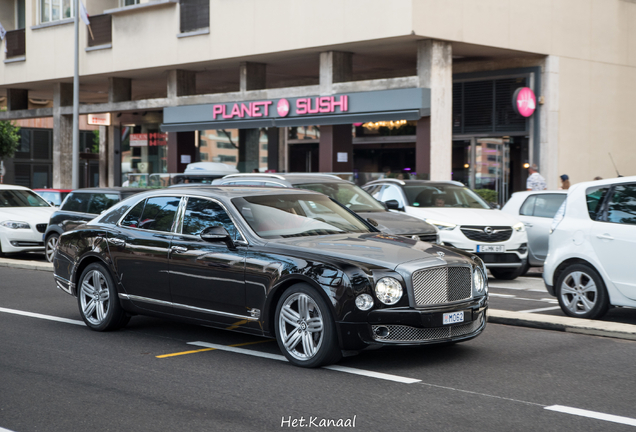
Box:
161, 88, 430, 132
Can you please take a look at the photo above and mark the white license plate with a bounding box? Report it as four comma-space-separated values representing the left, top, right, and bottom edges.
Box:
443, 311, 465, 325
477, 245, 505, 253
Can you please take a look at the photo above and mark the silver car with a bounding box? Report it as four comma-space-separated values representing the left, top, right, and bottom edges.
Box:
501, 190, 567, 274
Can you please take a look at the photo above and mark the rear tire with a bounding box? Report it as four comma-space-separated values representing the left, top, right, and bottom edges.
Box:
77, 262, 129, 331
490, 266, 524, 280
556, 264, 609, 319
274, 283, 341, 368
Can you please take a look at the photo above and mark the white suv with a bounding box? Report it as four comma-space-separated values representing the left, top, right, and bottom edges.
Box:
544, 176, 636, 319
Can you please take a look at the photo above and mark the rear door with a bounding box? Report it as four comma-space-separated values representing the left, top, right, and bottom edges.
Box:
519, 193, 566, 263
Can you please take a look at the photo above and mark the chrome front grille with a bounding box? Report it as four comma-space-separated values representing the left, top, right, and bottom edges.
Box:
460, 226, 512, 242
412, 266, 472, 306
372, 314, 484, 342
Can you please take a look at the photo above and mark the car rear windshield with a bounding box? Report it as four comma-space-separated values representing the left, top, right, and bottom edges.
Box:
232, 194, 372, 239
0, 190, 50, 207
403, 184, 490, 209
295, 183, 386, 213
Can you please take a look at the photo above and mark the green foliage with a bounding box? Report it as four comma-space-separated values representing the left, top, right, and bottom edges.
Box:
91, 130, 100, 154
0, 120, 20, 160
474, 188, 498, 204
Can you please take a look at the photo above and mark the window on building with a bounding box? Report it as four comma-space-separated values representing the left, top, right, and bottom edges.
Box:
120, 0, 139, 6
261, 157, 267, 164
200, 153, 209, 161
261, 144, 268, 150
217, 142, 234, 149
40, 0, 73, 24
180, 0, 209, 33
218, 155, 237, 163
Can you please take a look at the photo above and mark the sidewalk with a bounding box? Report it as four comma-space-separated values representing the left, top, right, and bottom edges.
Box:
0, 256, 53, 272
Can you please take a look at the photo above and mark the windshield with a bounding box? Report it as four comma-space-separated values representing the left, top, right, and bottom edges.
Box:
0, 189, 51, 208
296, 182, 386, 213
233, 194, 372, 239
403, 184, 490, 209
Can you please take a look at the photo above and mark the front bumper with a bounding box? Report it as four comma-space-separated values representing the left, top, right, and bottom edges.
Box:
0, 227, 46, 253
337, 296, 487, 350
439, 228, 528, 268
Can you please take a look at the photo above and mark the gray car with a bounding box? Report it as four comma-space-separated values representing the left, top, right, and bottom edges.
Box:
501, 190, 567, 273
212, 173, 439, 243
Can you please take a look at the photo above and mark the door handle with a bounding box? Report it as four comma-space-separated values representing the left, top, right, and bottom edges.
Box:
596, 234, 614, 240
524, 223, 533, 228
170, 246, 188, 254
108, 238, 126, 247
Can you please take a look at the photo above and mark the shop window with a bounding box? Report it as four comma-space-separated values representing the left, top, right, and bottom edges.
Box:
180, 0, 209, 33
87, 14, 112, 47
40, 0, 73, 24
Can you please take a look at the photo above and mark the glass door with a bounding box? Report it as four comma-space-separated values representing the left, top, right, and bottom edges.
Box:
474, 138, 510, 207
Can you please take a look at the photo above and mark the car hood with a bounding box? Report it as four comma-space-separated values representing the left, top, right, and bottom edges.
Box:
0, 207, 55, 224
406, 207, 521, 226
357, 211, 437, 236
268, 232, 473, 270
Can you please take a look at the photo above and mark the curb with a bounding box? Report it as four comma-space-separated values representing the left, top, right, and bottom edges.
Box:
0, 258, 53, 273
488, 309, 636, 341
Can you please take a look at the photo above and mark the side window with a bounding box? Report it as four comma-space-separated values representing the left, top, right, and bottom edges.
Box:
533, 194, 567, 218
606, 185, 636, 225
586, 186, 610, 220
182, 198, 241, 240
87, 194, 120, 215
138, 196, 181, 232
366, 185, 384, 200
381, 185, 405, 207
519, 196, 536, 216
120, 199, 146, 228
61, 193, 90, 213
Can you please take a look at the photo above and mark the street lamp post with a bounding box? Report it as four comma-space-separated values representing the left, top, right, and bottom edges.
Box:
72, 0, 80, 189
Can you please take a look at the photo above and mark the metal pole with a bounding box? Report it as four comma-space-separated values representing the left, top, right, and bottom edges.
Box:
72, 0, 80, 189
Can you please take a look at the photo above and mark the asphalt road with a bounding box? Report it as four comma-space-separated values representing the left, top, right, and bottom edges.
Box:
1, 267, 636, 432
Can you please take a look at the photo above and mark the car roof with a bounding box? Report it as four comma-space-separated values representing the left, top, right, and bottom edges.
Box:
219, 173, 351, 185
70, 187, 149, 194
165, 185, 325, 198
0, 184, 32, 190
365, 179, 466, 187
510, 190, 567, 197
33, 189, 73, 192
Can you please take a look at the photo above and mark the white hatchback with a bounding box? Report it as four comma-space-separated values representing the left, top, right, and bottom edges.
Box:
543, 176, 636, 319
0, 185, 55, 255
364, 179, 528, 280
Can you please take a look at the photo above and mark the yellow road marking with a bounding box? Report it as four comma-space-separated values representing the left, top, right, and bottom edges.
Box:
156, 339, 274, 359
225, 319, 248, 330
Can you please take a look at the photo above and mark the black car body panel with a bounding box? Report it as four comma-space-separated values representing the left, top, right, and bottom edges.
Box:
53, 186, 487, 353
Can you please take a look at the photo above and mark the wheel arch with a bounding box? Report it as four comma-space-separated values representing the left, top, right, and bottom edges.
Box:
553, 258, 603, 291
72, 255, 116, 297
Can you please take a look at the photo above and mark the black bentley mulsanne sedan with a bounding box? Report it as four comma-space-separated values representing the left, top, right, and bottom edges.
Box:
52, 187, 488, 367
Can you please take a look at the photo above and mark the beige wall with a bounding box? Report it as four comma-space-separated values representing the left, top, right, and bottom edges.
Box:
0, 0, 16, 31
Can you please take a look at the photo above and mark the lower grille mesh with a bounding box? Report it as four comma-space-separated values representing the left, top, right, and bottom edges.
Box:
372, 314, 484, 342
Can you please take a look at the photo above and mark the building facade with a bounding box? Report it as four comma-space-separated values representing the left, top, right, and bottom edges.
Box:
1, 0, 635, 202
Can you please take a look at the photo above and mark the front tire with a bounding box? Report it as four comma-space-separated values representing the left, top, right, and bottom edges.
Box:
274, 284, 341, 368
45, 233, 59, 263
556, 264, 609, 319
77, 262, 129, 331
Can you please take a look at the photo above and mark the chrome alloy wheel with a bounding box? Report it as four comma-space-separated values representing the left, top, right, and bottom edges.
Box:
278, 293, 324, 361
79, 270, 111, 326
560, 271, 598, 315
45, 235, 58, 262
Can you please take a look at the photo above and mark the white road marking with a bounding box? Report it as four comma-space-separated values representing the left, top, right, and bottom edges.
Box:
489, 293, 516, 298
188, 341, 421, 384
517, 306, 562, 313
0, 307, 85, 326
0, 427, 17, 432
545, 405, 636, 427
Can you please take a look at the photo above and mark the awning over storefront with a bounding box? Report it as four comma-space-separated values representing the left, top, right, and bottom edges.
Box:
161, 88, 430, 132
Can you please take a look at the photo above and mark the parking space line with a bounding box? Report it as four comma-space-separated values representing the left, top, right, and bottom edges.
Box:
0, 307, 85, 326
545, 405, 636, 427
157, 339, 274, 358
517, 306, 562, 313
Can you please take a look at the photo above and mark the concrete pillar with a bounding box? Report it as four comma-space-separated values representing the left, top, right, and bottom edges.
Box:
98, 126, 108, 187
240, 62, 266, 92
167, 70, 196, 99
267, 127, 279, 172
108, 77, 132, 103
279, 127, 288, 173
7, 89, 29, 111
52, 83, 73, 188
238, 129, 260, 173
108, 125, 121, 186
541, 55, 559, 189
319, 51, 352, 95
417, 40, 452, 181
319, 124, 352, 172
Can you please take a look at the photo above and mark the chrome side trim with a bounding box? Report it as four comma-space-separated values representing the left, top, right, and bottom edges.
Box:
118, 293, 259, 321
54, 275, 73, 295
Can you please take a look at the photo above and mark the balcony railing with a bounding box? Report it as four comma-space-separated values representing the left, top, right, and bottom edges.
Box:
88, 14, 112, 47
6, 29, 26, 58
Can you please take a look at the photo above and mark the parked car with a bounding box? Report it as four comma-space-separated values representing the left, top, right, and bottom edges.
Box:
0, 185, 55, 255
544, 176, 636, 319
213, 173, 439, 243
52, 186, 488, 367
43, 187, 148, 262
33, 189, 73, 207
363, 179, 528, 280
501, 190, 567, 274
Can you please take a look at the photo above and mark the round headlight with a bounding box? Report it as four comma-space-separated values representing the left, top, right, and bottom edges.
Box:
375, 277, 403, 305
473, 268, 486, 293
355, 294, 374, 311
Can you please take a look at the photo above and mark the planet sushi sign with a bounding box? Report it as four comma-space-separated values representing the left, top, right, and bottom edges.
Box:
513, 87, 537, 117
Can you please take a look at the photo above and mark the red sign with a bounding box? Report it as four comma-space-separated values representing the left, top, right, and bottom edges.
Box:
513, 87, 536, 117
130, 133, 148, 147
148, 132, 167, 146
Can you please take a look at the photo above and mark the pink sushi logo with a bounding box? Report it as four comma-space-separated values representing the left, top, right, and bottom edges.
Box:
277, 99, 290, 117
513, 87, 536, 117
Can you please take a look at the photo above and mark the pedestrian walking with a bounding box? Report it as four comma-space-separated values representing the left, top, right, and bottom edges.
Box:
559, 174, 570, 190
526, 164, 547, 191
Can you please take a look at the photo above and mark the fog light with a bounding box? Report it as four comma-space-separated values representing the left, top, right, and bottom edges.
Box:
355, 294, 374, 311
518, 243, 528, 254
374, 326, 390, 337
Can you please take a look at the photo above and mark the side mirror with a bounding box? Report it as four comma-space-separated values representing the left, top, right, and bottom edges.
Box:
201, 225, 235, 249
385, 199, 401, 210
489, 202, 500, 209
